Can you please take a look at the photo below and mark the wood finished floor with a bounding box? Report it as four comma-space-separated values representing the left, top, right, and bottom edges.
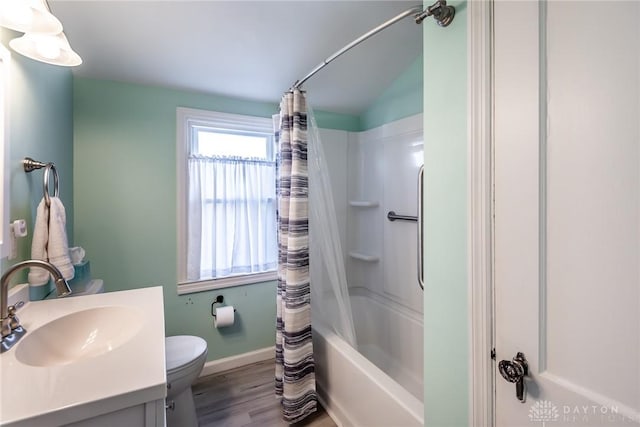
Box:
193, 359, 336, 427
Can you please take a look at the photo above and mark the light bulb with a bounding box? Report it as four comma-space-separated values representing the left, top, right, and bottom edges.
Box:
35, 36, 61, 59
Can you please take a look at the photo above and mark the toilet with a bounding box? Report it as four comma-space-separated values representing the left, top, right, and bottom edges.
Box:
165, 335, 208, 427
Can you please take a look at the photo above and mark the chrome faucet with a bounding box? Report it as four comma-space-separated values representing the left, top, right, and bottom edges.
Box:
1, 260, 72, 352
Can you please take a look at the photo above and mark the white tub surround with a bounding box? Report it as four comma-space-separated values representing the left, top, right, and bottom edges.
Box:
312, 114, 424, 426
346, 113, 424, 315
0, 287, 166, 427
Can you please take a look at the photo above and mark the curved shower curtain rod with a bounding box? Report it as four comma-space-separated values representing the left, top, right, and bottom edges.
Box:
292, 0, 455, 89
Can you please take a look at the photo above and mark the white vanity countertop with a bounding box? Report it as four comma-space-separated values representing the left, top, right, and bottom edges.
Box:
0, 286, 166, 426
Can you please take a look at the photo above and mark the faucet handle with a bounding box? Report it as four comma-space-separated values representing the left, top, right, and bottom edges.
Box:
8, 301, 24, 315
8, 301, 24, 330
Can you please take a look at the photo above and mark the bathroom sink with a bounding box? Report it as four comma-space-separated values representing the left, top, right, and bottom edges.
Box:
0, 287, 165, 427
15, 306, 144, 367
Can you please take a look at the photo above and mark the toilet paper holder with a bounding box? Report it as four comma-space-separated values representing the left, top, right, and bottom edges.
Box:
211, 295, 236, 318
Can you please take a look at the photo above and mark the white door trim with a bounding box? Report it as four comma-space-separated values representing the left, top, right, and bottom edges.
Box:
468, 1, 494, 426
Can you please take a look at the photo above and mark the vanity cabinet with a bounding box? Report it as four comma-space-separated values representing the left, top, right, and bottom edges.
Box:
65, 399, 165, 427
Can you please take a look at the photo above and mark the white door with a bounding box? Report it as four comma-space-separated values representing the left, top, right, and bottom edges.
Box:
494, 1, 640, 426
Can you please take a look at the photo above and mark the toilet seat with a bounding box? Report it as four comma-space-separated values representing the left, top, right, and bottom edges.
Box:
166, 335, 208, 375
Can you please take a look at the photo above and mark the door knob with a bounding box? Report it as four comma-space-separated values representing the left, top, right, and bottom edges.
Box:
498, 351, 528, 402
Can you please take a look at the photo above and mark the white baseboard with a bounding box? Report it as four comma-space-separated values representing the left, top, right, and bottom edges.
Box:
199, 346, 274, 377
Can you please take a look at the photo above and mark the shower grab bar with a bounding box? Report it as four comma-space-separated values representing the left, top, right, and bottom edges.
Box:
417, 165, 424, 290
385, 166, 425, 290
387, 211, 417, 222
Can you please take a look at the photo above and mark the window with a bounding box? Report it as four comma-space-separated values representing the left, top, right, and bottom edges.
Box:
177, 108, 277, 294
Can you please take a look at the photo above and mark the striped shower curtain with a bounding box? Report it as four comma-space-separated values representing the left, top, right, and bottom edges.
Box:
275, 89, 317, 423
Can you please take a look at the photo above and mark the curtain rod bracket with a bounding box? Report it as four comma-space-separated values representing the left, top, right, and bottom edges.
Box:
415, 0, 455, 27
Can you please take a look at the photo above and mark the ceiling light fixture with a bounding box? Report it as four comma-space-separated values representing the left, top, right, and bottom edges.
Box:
0, 0, 82, 67
0, 0, 61, 34
9, 32, 81, 66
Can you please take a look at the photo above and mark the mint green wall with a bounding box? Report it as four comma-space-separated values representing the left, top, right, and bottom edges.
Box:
1, 30, 73, 287
359, 54, 423, 130
73, 78, 359, 361
315, 110, 361, 132
423, 1, 468, 426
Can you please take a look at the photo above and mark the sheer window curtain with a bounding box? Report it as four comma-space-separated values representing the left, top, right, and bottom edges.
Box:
186, 156, 277, 281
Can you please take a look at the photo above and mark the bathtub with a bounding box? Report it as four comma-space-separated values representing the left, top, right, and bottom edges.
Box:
313, 291, 423, 427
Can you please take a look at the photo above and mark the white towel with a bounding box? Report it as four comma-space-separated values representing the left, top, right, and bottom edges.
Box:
48, 197, 74, 280
28, 197, 75, 285
28, 199, 49, 285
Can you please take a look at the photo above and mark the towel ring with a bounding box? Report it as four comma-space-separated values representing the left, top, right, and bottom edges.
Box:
23, 157, 60, 207
43, 163, 59, 207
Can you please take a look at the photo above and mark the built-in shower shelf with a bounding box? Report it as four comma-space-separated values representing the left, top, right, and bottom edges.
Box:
348, 200, 379, 208
348, 252, 380, 262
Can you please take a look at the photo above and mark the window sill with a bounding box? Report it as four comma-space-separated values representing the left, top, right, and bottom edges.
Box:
177, 271, 277, 295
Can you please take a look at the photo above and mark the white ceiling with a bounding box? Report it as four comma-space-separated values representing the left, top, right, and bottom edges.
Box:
49, 0, 423, 115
